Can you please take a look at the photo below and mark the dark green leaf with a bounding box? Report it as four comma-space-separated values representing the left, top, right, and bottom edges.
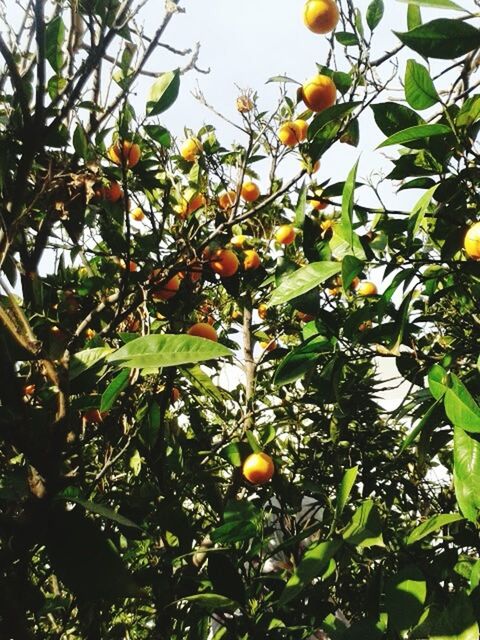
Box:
342, 255, 364, 292
453, 426, 480, 522
395, 19, 480, 60
335, 467, 358, 520
274, 335, 333, 386
371, 102, 425, 137
343, 500, 384, 548
73, 123, 88, 159
397, 0, 465, 9
100, 369, 130, 413
367, 0, 384, 30
46, 16, 65, 72
431, 592, 479, 639
146, 70, 180, 116
335, 32, 359, 46
377, 124, 451, 148
385, 565, 426, 633
58, 492, 143, 531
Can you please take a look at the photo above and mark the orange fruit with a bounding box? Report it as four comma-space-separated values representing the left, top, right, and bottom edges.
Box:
258, 303, 269, 320
303, 0, 339, 34
356, 280, 378, 297
218, 190, 237, 210
176, 192, 206, 218
275, 225, 295, 245
171, 387, 181, 403
260, 339, 278, 352
296, 311, 315, 322
320, 219, 334, 231
108, 140, 141, 168
180, 137, 203, 162
130, 207, 145, 221
278, 121, 305, 147
310, 199, 328, 211
127, 260, 138, 272
241, 181, 260, 203
292, 119, 308, 141
210, 248, 239, 278
231, 309, 243, 321
187, 322, 218, 342
102, 180, 123, 203
83, 409, 107, 424
243, 249, 261, 271
180, 259, 202, 283
301, 74, 337, 112
151, 272, 181, 300
358, 320, 372, 332
242, 452, 275, 485
85, 328, 96, 340
464, 222, 480, 260
23, 384, 36, 396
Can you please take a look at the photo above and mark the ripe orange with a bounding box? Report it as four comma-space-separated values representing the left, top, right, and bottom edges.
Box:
278, 121, 306, 147
356, 280, 378, 297
218, 190, 237, 210
23, 384, 36, 396
102, 180, 123, 203
180, 137, 203, 162
210, 248, 240, 278
297, 311, 315, 322
243, 249, 261, 271
260, 339, 277, 352
275, 225, 296, 245
187, 322, 218, 342
242, 452, 275, 485
171, 387, 181, 403
241, 181, 260, 203
85, 328, 96, 340
176, 192, 206, 218
258, 303, 269, 320
310, 199, 328, 211
303, 0, 340, 34
151, 272, 181, 301
83, 409, 108, 424
301, 74, 337, 112
130, 207, 145, 221
108, 140, 141, 168
180, 259, 202, 283
464, 222, 480, 259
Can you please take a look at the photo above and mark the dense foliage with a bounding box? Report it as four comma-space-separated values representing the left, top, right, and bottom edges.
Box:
1, 0, 480, 638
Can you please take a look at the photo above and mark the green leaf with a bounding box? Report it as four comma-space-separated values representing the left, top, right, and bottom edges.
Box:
456, 95, 480, 128
395, 19, 480, 60
445, 374, 480, 433
58, 492, 143, 531
73, 123, 88, 159
367, 0, 384, 30
308, 102, 361, 140
278, 539, 342, 605
341, 159, 359, 233
408, 4, 423, 31
146, 70, 180, 117
294, 183, 307, 228
431, 593, 479, 640
335, 467, 358, 520
377, 124, 451, 148
428, 364, 450, 400
219, 441, 252, 467
385, 565, 427, 633
108, 334, 233, 369
342, 255, 364, 292
69, 347, 112, 380
343, 499, 384, 549
453, 426, 480, 522
330, 223, 367, 261
266, 75, 300, 84
406, 513, 464, 545
269, 262, 341, 306
180, 364, 226, 403
100, 369, 130, 413
144, 124, 172, 147
397, 0, 465, 10
212, 501, 261, 544
399, 398, 442, 453
46, 16, 65, 72
405, 59, 439, 110
409, 184, 439, 238
335, 32, 359, 46
180, 594, 236, 611
207, 553, 246, 605
274, 335, 333, 386
371, 102, 425, 138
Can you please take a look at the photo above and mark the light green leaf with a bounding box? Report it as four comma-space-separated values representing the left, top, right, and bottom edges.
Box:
385, 565, 427, 633
405, 59, 439, 110
342, 499, 384, 549
408, 4, 423, 30
108, 335, 233, 369
330, 223, 366, 261
69, 347, 112, 380
409, 184, 439, 236
445, 374, 480, 433
453, 426, 480, 522
269, 262, 341, 306
335, 467, 358, 520
428, 364, 450, 400
294, 182, 307, 228
46, 16, 65, 72
342, 255, 364, 292
146, 70, 180, 117
377, 124, 451, 148
341, 159, 359, 236
180, 364, 226, 404
180, 594, 236, 610
278, 539, 342, 605
406, 513, 464, 545
396, 0, 465, 10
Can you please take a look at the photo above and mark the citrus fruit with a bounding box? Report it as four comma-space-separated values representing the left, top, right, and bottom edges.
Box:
464, 221, 480, 259
108, 140, 141, 168
275, 225, 295, 245
356, 280, 378, 297
301, 74, 337, 112
243, 249, 261, 271
210, 249, 240, 277
241, 181, 260, 202
180, 138, 203, 162
242, 452, 275, 485
187, 322, 218, 342
303, 0, 340, 34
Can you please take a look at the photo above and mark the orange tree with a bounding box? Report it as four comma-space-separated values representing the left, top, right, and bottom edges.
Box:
1, 0, 480, 638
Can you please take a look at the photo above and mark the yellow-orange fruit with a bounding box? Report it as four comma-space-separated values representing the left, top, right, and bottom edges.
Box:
176, 193, 206, 218
301, 74, 337, 112
260, 339, 277, 352
102, 180, 123, 203
242, 452, 275, 485
275, 225, 295, 245
243, 249, 261, 271
218, 190, 237, 210
23, 384, 36, 396
258, 303, 269, 320
187, 322, 218, 342
85, 328, 96, 340
292, 119, 308, 142
236, 95, 254, 113
130, 207, 145, 221
210, 249, 239, 278
297, 311, 315, 322
231, 309, 243, 321
303, 0, 340, 34
356, 280, 378, 297
358, 320, 372, 332
151, 272, 181, 301
464, 222, 480, 260
278, 121, 304, 147
231, 234, 249, 248
108, 140, 141, 168
320, 219, 334, 231
180, 138, 203, 162
310, 199, 328, 211
171, 387, 181, 403
241, 181, 260, 203
179, 259, 203, 283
